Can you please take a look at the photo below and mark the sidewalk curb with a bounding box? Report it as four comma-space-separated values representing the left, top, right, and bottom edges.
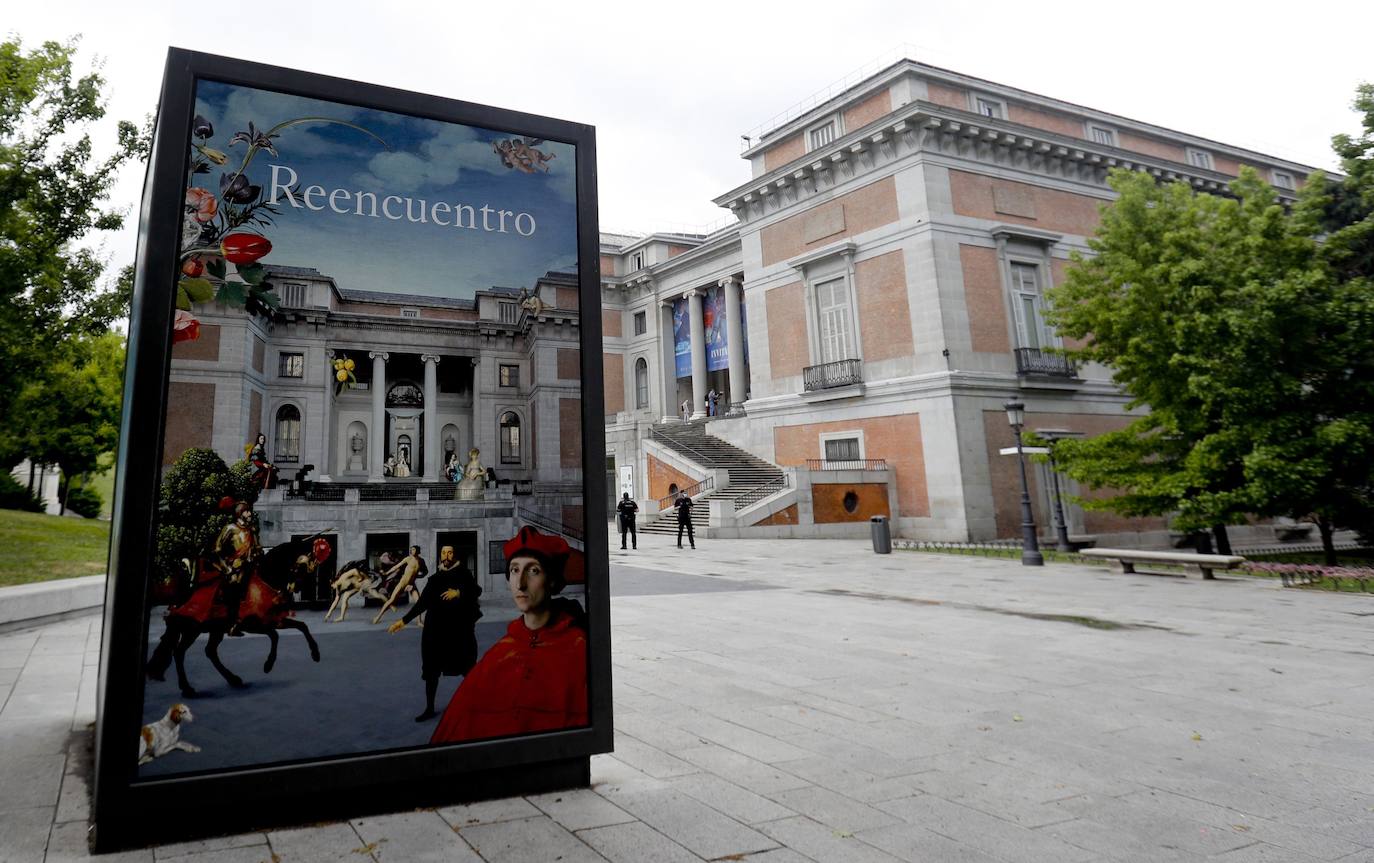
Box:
0, 575, 106, 632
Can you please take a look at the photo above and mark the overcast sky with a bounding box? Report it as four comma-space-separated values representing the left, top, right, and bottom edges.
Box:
9, 0, 1372, 287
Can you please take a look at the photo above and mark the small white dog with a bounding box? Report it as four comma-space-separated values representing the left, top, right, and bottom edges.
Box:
138, 703, 201, 765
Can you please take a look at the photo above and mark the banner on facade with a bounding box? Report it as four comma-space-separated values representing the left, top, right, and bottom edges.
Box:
703, 285, 728, 372
673, 296, 692, 378
93, 50, 610, 850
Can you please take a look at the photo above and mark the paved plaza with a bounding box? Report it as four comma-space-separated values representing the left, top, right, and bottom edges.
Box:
2, 531, 1372, 862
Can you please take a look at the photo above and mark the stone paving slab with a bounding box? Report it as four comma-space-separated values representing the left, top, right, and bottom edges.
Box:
2, 531, 1373, 861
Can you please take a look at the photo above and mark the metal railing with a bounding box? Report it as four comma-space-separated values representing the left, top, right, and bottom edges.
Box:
733, 475, 790, 511
1014, 348, 1077, 378
648, 424, 718, 466
359, 485, 417, 502
803, 358, 863, 391
515, 502, 585, 542
804, 458, 889, 471
658, 476, 713, 511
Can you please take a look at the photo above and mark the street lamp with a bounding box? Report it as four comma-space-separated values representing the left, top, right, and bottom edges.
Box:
1003, 400, 1043, 566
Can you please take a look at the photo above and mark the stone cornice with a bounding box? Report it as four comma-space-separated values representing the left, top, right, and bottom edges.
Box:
716, 100, 1299, 224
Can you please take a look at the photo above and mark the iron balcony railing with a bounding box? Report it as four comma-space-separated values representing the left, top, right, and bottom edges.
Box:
1014, 347, 1077, 378
804, 458, 889, 471
733, 474, 790, 511
658, 476, 713, 511
803, 358, 863, 391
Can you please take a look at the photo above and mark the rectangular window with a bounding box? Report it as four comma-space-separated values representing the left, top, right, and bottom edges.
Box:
498, 301, 517, 323
815, 277, 854, 365
1187, 149, 1214, 170
631, 251, 644, 271
500, 419, 521, 464
400, 308, 420, 319
823, 437, 861, 462
279, 282, 308, 307
635, 359, 649, 409
488, 540, 506, 575
278, 352, 304, 378
1273, 171, 1294, 190
1089, 126, 1116, 146
1009, 262, 1047, 351
809, 121, 836, 150
975, 97, 1003, 119
633, 311, 647, 335
499, 364, 519, 387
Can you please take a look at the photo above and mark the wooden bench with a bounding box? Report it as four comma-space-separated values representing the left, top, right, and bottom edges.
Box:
1079, 548, 1245, 580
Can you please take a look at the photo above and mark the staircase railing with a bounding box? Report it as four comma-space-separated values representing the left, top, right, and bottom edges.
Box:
514, 502, 585, 543
657, 475, 713, 511
733, 474, 789, 511
647, 424, 718, 466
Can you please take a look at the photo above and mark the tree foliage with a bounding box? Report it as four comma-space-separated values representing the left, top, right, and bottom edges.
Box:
154, 449, 258, 592
0, 37, 148, 467
1046, 88, 1374, 562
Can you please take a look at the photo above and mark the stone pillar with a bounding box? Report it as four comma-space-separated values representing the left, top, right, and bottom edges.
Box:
320, 349, 335, 480
687, 288, 707, 419
659, 300, 677, 422
369, 351, 388, 481
721, 276, 746, 415
422, 354, 440, 479
470, 357, 481, 455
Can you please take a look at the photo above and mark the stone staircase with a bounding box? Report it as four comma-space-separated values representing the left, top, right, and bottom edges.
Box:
640, 421, 786, 535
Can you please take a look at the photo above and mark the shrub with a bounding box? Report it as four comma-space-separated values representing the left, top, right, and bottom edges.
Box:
0, 471, 44, 512
65, 485, 103, 518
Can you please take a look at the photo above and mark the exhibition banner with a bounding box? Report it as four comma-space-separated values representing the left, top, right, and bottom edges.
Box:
673, 296, 691, 378
94, 50, 609, 849
704, 285, 728, 372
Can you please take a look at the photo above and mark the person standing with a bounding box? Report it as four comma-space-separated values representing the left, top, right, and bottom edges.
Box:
389, 546, 483, 722
616, 492, 639, 550
680, 398, 691, 422
708, 388, 719, 417
675, 491, 695, 549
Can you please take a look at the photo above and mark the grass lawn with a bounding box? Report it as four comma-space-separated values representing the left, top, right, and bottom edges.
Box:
0, 508, 111, 588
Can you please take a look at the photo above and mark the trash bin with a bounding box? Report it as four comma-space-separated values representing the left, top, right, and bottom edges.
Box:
870, 515, 891, 554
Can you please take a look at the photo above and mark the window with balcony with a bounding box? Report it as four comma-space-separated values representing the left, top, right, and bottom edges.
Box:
823, 436, 862, 461
815, 277, 855, 366
1009, 261, 1075, 377
278, 352, 304, 378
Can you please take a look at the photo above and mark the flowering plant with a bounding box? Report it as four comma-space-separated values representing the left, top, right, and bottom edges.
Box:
175, 112, 386, 340
332, 356, 358, 394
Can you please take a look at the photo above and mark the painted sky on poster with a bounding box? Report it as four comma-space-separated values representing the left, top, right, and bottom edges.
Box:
192, 81, 578, 299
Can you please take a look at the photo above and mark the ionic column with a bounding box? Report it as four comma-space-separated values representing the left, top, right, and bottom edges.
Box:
320, 349, 335, 480
686, 288, 707, 419
721, 276, 746, 415
469, 357, 481, 455
369, 351, 388, 481
659, 299, 677, 422
422, 354, 440, 479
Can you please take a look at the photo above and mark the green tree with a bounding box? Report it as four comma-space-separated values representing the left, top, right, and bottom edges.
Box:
154, 449, 258, 595
0, 37, 148, 467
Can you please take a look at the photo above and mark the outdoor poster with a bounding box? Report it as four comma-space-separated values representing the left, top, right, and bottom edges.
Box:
673, 296, 691, 378
703, 284, 728, 372
135, 77, 592, 778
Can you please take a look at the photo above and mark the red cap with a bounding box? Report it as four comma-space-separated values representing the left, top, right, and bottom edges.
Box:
312, 538, 332, 563
218, 496, 237, 512
503, 526, 570, 567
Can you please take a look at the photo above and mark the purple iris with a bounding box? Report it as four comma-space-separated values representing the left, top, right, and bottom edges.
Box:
220, 172, 261, 205
228, 122, 278, 157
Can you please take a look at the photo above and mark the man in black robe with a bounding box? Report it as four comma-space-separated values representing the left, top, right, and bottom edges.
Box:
388, 545, 483, 721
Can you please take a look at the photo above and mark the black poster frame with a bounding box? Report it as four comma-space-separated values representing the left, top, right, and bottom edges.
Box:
93, 48, 610, 852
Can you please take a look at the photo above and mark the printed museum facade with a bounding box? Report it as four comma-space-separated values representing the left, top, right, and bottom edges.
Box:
164, 268, 584, 587
601, 58, 1315, 546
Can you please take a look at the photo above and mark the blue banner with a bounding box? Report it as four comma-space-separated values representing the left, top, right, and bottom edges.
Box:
704, 286, 728, 372
673, 297, 691, 378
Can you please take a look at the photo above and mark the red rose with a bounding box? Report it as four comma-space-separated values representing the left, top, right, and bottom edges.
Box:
181, 258, 205, 278
221, 233, 272, 264
172, 310, 201, 343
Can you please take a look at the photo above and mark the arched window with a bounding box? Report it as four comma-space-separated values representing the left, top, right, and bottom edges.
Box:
635, 358, 649, 409
275, 404, 301, 463
499, 412, 521, 464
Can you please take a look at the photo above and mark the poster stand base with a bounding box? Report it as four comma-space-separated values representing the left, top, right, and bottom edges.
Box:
92, 755, 590, 853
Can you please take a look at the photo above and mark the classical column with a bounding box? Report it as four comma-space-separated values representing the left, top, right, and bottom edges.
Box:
659, 299, 677, 422
686, 288, 707, 419
469, 357, 481, 456
319, 349, 335, 480
422, 354, 440, 479
369, 351, 388, 481
721, 276, 746, 415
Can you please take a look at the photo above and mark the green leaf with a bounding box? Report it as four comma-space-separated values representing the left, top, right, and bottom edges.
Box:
179, 277, 214, 303
175, 286, 193, 311
206, 257, 227, 279
253, 286, 280, 310
215, 281, 247, 306
236, 262, 266, 286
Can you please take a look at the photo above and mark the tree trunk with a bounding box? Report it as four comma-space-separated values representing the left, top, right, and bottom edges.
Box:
58, 473, 68, 516
1316, 516, 1337, 566
1211, 524, 1233, 556
1194, 531, 1214, 554
27, 461, 35, 494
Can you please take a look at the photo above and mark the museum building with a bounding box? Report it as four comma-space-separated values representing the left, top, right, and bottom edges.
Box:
600, 58, 1317, 546
163, 268, 585, 589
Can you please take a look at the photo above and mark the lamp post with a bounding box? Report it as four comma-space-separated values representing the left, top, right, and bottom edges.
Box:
1034, 429, 1082, 553
1004, 400, 1043, 566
